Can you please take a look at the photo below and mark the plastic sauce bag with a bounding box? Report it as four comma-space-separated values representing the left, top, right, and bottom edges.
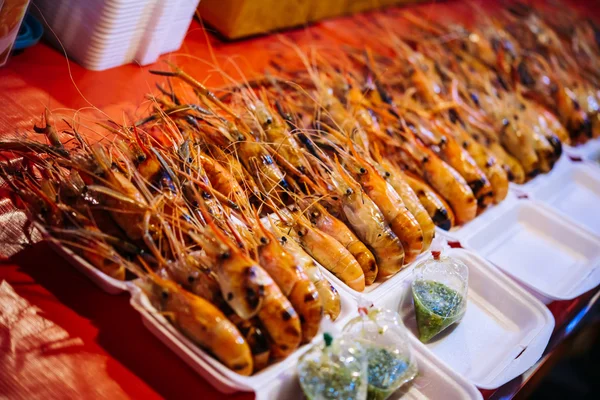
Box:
344, 303, 418, 400
412, 238, 468, 343
297, 319, 367, 400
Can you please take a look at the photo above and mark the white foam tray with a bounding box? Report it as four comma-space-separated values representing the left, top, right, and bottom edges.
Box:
130, 283, 482, 399
250, 333, 483, 400
440, 199, 600, 302
564, 138, 600, 164
370, 248, 555, 390
36, 222, 130, 294
32, 0, 199, 70
37, 220, 484, 397
528, 161, 600, 237
129, 281, 358, 396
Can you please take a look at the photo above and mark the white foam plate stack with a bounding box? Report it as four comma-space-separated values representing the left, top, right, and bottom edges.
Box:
31, 0, 200, 70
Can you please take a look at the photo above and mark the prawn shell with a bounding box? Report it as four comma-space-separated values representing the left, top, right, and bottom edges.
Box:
380, 160, 435, 250
84, 249, 126, 280
330, 164, 405, 279
99, 171, 149, 241
315, 279, 342, 321
419, 147, 476, 225
208, 244, 268, 320
228, 315, 271, 372
257, 277, 302, 359
436, 137, 494, 211
358, 170, 423, 264
295, 221, 366, 292
454, 133, 509, 204
146, 280, 253, 376
288, 280, 323, 343
488, 142, 526, 184
308, 204, 378, 285
271, 223, 342, 320
199, 154, 247, 203
258, 241, 298, 296
257, 233, 323, 343
404, 174, 455, 231
238, 141, 288, 195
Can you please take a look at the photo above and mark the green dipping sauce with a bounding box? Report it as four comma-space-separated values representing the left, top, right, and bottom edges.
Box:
299, 359, 363, 400
365, 347, 415, 400
412, 280, 465, 343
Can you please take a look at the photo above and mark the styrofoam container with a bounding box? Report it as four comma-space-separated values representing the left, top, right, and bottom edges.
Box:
529, 161, 600, 236
445, 200, 600, 302
508, 154, 572, 194
564, 139, 600, 164
254, 332, 483, 400
36, 217, 487, 397
34, 222, 130, 294
318, 251, 429, 300
435, 189, 521, 242
371, 248, 554, 389
129, 280, 357, 396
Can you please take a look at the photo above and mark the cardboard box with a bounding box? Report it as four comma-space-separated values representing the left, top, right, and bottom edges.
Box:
198, 0, 420, 40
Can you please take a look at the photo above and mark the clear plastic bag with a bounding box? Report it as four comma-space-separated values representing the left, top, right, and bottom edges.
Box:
297, 320, 367, 400
344, 303, 418, 400
412, 238, 468, 343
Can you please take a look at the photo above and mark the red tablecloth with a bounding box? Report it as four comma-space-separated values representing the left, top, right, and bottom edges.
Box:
1, 1, 599, 398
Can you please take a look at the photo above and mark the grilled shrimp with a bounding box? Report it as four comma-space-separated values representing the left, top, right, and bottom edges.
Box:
88, 146, 155, 241
269, 220, 342, 320
255, 217, 322, 343
238, 140, 290, 195
227, 314, 271, 372
209, 145, 262, 198
346, 150, 423, 264
192, 214, 302, 358
141, 275, 253, 375
403, 173, 455, 231
329, 159, 405, 279
486, 141, 526, 184
286, 212, 365, 291
423, 121, 494, 210
398, 137, 476, 225
198, 153, 248, 204
251, 93, 310, 174
71, 226, 127, 281
189, 222, 268, 320
377, 158, 435, 249
163, 254, 226, 309
257, 278, 302, 359
437, 120, 509, 204
304, 201, 378, 285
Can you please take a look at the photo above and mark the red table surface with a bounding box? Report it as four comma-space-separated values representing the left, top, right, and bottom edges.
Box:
1, 1, 599, 399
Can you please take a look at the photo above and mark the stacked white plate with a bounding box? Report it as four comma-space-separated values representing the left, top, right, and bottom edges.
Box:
31, 0, 200, 70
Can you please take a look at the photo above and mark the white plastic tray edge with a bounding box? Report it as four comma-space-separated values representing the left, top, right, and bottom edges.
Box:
37, 217, 490, 397
458, 201, 600, 301
129, 282, 357, 395
34, 222, 130, 294
409, 336, 484, 400
564, 139, 600, 160
454, 251, 555, 389
435, 193, 520, 243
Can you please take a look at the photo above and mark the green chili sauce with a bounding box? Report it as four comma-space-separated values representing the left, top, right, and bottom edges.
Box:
412, 280, 465, 343
365, 347, 415, 400
299, 359, 363, 400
